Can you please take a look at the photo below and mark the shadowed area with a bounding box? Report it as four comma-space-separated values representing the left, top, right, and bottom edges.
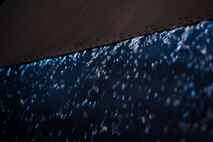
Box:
0, 0, 5, 5
0, 0, 212, 66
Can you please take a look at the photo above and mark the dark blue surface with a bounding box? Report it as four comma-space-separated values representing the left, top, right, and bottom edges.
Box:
0, 21, 213, 142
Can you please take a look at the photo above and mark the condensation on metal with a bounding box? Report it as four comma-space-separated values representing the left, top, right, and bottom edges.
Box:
0, 21, 213, 142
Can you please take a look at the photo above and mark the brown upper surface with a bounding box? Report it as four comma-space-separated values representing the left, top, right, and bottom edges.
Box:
0, 0, 213, 67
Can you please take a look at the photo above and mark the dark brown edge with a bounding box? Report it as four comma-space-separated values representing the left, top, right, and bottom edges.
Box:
1, 14, 213, 67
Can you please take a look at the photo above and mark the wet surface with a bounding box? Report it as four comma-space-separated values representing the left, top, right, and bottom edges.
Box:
0, 21, 213, 142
